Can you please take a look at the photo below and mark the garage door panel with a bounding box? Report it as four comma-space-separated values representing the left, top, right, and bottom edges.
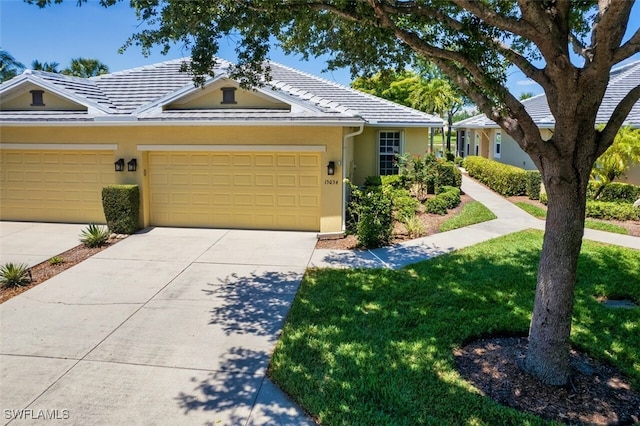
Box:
0, 150, 114, 223
149, 151, 321, 231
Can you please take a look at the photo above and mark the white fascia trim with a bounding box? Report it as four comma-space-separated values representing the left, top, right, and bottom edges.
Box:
0, 119, 365, 127
133, 74, 227, 116
0, 143, 118, 151
137, 144, 326, 152
17, 76, 112, 115
367, 121, 445, 128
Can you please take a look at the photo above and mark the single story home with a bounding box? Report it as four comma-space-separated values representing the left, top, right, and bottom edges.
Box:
0, 58, 443, 234
453, 60, 640, 185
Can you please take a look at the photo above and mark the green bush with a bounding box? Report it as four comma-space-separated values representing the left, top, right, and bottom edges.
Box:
388, 188, 419, 220
425, 186, 461, 215
347, 184, 394, 248
0, 262, 31, 288
454, 156, 464, 167
79, 223, 111, 248
445, 151, 455, 162
586, 201, 640, 221
587, 181, 640, 203
102, 185, 140, 234
436, 162, 462, 189
364, 176, 383, 188
539, 191, 548, 205
463, 156, 527, 196
356, 189, 394, 248
525, 170, 541, 200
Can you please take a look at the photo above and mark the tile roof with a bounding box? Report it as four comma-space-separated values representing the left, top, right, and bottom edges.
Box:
0, 58, 443, 127
454, 60, 640, 129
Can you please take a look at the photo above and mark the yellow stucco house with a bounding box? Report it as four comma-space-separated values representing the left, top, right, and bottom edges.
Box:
0, 58, 443, 234
453, 60, 640, 185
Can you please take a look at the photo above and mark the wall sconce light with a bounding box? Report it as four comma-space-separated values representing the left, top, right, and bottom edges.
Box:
127, 158, 137, 172
327, 161, 335, 176
114, 158, 125, 172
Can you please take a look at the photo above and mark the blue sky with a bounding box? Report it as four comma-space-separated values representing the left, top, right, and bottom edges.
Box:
1, 0, 638, 98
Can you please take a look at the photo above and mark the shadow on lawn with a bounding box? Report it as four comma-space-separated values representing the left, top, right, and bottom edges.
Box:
269, 232, 640, 424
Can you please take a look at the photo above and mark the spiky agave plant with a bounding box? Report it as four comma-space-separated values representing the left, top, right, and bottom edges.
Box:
0, 262, 32, 288
79, 223, 110, 248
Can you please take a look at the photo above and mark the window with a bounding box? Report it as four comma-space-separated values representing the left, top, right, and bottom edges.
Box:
221, 87, 237, 104
378, 131, 402, 175
494, 131, 502, 158
30, 90, 45, 106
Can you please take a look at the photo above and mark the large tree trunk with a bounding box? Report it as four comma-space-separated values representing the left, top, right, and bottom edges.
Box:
525, 131, 594, 385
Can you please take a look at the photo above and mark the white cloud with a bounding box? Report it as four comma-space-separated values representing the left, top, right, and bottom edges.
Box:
517, 79, 538, 86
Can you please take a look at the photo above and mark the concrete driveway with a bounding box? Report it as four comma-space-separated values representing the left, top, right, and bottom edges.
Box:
0, 222, 87, 267
0, 226, 317, 425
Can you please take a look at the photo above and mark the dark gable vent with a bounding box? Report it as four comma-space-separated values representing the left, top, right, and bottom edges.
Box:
221, 87, 237, 104
30, 90, 45, 107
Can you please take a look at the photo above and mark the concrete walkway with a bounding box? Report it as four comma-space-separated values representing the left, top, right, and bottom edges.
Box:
1, 228, 317, 425
309, 174, 640, 269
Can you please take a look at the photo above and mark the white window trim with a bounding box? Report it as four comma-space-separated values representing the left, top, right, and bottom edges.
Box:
494, 131, 502, 159
377, 130, 404, 175
474, 132, 480, 156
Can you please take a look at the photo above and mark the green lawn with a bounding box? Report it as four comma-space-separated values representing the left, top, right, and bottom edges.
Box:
514, 202, 628, 234
440, 201, 497, 232
270, 230, 640, 425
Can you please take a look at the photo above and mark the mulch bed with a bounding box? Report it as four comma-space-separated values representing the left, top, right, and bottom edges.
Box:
455, 337, 640, 425
0, 237, 123, 304
316, 194, 475, 250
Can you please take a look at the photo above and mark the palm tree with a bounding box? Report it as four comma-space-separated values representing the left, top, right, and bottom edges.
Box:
1, 50, 25, 82
61, 58, 109, 77
31, 60, 60, 73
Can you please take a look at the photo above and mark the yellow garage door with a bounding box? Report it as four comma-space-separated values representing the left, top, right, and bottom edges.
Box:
149, 151, 321, 231
0, 150, 115, 223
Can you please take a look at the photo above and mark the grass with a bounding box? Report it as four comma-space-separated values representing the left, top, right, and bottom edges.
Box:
440, 201, 497, 232
514, 202, 628, 234
269, 230, 640, 425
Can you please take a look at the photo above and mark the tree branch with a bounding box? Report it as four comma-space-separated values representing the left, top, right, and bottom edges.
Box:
598, 83, 640, 156
612, 27, 640, 64
591, 0, 635, 69
449, 0, 538, 40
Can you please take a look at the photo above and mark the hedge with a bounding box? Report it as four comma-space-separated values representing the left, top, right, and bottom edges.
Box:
102, 185, 140, 234
585, 201, 640, 221
425, 185, 461, 215
526, 171, 542, 200
587, 181, 640, 203
463, 156, 528, 196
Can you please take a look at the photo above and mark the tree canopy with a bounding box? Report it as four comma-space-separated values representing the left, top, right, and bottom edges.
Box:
0, 50, 24, 82
31, 0, 640, 387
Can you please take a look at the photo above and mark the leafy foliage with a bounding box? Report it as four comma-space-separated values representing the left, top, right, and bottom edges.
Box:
587, 181, 640, 204
464, 156, 528, 196
525, 171, 542, 200
425, 185, 461, 215
102, 185, 140, 234
79, 223, 110, 248
61, 57, 109, 77
0, 262, 31, 288
591, 127, 640, 199
585, 201, 640, 221
0, 50, 24, 82
49, 256, 65, 266
352, 186, 394, 249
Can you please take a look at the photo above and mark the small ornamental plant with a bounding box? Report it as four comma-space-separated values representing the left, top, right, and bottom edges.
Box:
0, 262, 32, 288
79, 223, 111, 248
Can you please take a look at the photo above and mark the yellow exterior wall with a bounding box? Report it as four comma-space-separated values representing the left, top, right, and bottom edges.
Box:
168, 81, 289, 110
1, 125, 344, 233
351, 127, 429, 185
0, 83, 86, 111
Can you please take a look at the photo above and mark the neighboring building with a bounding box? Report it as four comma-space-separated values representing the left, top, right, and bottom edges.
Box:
453, 61, 640, 184
0, 58, 443, 234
